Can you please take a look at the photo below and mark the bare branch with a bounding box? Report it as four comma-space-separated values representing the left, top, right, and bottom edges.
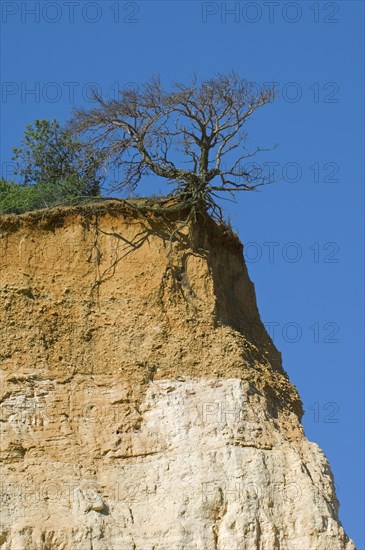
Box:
68, 72, 276, 221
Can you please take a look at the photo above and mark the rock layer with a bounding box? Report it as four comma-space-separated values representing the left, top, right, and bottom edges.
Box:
0, 202, 354, 549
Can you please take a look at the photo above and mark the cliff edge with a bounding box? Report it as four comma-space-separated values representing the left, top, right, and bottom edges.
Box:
0, 201, 354, 549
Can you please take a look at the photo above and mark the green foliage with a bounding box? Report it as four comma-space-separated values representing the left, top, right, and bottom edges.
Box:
0, 178, 92, 214
0, 118, 104, 214
12, 118, 102, 197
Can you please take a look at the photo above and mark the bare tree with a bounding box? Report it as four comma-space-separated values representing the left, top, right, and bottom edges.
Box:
69, 72, 276, 221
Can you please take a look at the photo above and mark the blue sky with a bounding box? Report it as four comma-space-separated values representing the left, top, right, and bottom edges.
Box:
1, 1, 364, 546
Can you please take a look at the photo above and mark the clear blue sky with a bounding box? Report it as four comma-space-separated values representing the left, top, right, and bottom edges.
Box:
1, 1, 364, 546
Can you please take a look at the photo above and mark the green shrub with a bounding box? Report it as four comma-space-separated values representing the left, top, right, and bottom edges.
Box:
0, 178, 90, 214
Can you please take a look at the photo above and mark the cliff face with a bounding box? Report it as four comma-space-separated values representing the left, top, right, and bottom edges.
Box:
0, 202, 354, 549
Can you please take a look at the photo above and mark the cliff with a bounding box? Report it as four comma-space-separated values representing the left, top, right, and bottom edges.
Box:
0, 201, 354, 549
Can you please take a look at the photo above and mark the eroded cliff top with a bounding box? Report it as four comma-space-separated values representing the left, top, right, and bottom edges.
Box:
0, 200, 302, 421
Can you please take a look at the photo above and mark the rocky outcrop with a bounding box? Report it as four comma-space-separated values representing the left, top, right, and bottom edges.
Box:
0, 202, 354, 549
